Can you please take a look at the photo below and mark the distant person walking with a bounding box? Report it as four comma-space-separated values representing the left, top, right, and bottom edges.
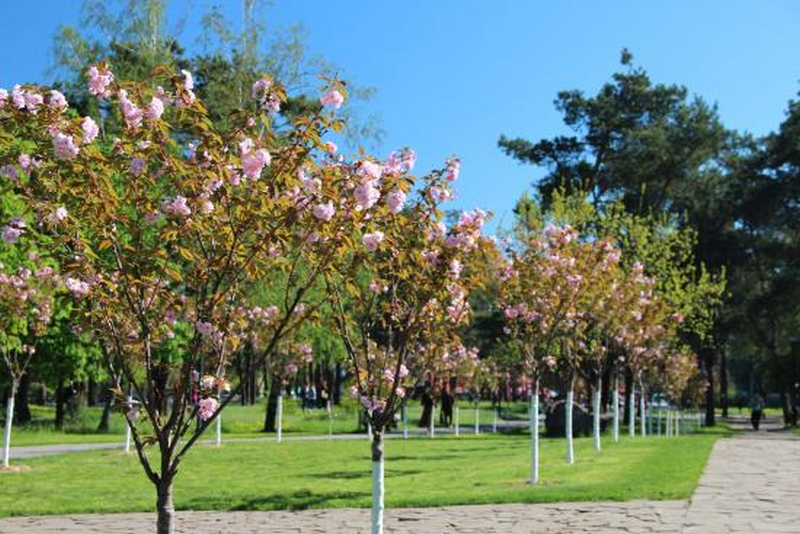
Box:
749, 393, 765, 431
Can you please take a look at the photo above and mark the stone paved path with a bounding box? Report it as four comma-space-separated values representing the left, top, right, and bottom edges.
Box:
1, 416, 797, 533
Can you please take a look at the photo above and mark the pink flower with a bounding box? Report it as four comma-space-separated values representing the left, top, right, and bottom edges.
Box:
81, 117, 99, 144
144, 97, 164, 120
0, 165, 18, 181
197, 397, 219, 421
87, 66, 114, 98
251, 77, 271, 97
324, 141, 338, 155
180, 70, 196, 105
52, 133, 79, 161
1, 218, 25, 244
65, 277, 90, 298
445, 156, 461, 182
49, 90, 68, 111
450, 259, 462, 279
313, 202, 335, 222
0, 88, 7, 109
242, 148, 271, 179
130, 158, 145, 177
47, 206, 68, 225
195, 320, 215, 337
362, 231, 384, 252
398, 364, 409, 378
22, 90, 44, 114
320, 88, 344, 109
386, 189, 406, 214
200, 199, 214, 214
118, 90, 143, 129
359, 160, 383, 180
369, 279, 388, 293
162, 196, 192, 217
355, 181, 381, 210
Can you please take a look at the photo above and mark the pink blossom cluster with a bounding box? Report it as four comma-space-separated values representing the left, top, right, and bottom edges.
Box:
11, 85, 44, 114
2, 217, 25, 244
161, 196, 192, 217
118, 90, 143, 129
197, 397, 219, 421
251, 77, 280, 113
87, 66, 114, 98
81, 116, 99, 144
320, 88, 344, 109
362, 231, 384, 252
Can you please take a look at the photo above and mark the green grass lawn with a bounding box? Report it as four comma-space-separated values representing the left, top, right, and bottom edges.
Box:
0, 427, 730, 517
7, 399, 524, 446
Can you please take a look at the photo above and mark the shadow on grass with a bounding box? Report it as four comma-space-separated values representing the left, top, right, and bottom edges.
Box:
182, 489, 369, 511
303, 468, 423, 480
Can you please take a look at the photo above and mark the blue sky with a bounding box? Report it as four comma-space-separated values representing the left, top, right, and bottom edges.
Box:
2, 1, 799, 232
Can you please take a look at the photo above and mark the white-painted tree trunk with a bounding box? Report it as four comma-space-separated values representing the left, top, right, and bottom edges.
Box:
657, 408, 662, 437
492, 406, 498, 433
675, 410, 680, 437
639, 389, 646, 438
612, 375, 620, 443
530, 381, 540, 483
428, 404, 435, 438
368, 422, 373, 441
215, 412, 222, 446
628, 387, 636, 438
371, 432, 385, 534
666, 409, 672, 439
454, 405, 460, 436
124, 395, 132, 454
566, 379, 575, 465
2, 394, 15, 468
592, 378, 602, 453
474, 404, 480, 435
276, 394, 283, 443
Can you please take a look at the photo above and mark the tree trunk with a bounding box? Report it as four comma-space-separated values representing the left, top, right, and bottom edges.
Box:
402, 397, 408, 439
530, 379, 540, 483
639, 384, 646, 437
156, 479, 176, 534
565, 376, 575, 465
592, 377, 602, 452
14, 373, 31, 425
263, 374, 279, 432
97, 385, 113, 433
3, 381, 17, 468
720, 350, 729, 418
628, 385, 636, 438
371, 429, 385, 534
276, 393, 283, 443
703, 347, 716, 427
612, 374, 620, 443
87, 378, 97, 407
55, 379, 66, 430
623, 368, 633, 425
333, 362, 342, 405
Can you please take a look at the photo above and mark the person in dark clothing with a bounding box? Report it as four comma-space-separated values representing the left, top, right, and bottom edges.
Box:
749, 393, 765, 431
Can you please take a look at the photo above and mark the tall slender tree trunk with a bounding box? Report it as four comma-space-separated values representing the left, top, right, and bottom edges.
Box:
371, 429, 385, 534
263, 374, 279, 432
702, 347, 716, 427
3, 381, 17, 468
156, 478, 175, 534
530, 379, 540, 483
612, 374, 620, 443
628, 385, 636, 438
14, 373, 31, 424
565, 375, 575, 465
54, 379, 66, 430
639, 384, 646, 437
623, 368, 633, 426
592, 376, 602, 452
276, 393, 284, 443
720, 349, 729, 418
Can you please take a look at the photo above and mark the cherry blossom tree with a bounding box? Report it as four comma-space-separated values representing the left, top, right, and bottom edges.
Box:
0, 65, 351, 533
0, 255, 60, 468
320, 153, 488, 534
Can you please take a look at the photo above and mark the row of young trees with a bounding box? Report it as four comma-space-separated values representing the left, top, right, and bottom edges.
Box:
0, 61, 720, 534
